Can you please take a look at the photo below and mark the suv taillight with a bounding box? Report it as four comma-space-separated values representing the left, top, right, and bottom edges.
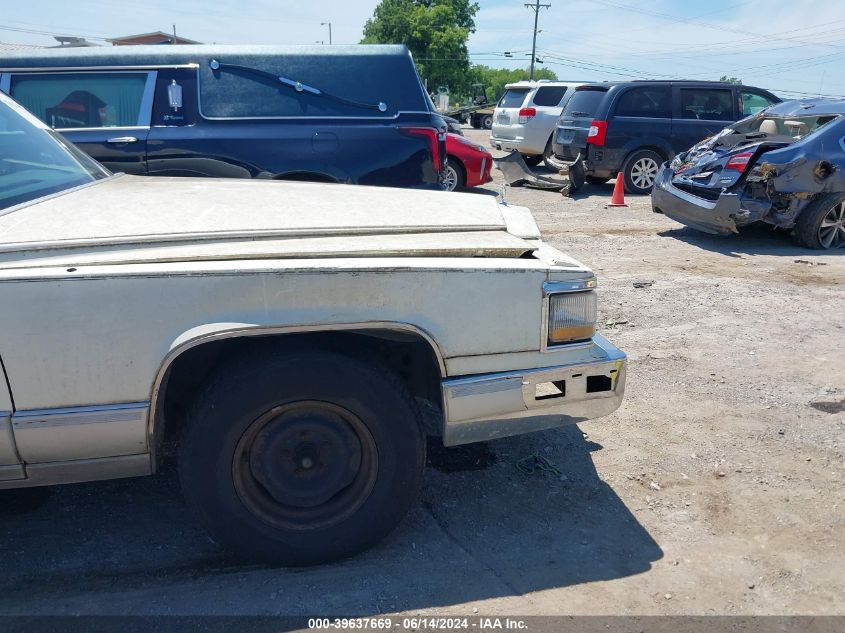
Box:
401, 127, 444, 171
518, 107, 537, 124
586, 120, 608, 147
725, 152, 754, 172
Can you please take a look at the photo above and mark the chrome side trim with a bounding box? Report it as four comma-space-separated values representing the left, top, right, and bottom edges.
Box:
138, 70, 157, 127
147, 321, 447, 467
13, 402, 149, 463
14, 401, 149, 427
0, 221, 502, 254
0, 454, 151, 490
53, 125, 148, 133
0, 64, 198, 72
0, 410, 24, 480
0, 464, 25, 481
441, 334, 626, 446
542, 279, 596, 295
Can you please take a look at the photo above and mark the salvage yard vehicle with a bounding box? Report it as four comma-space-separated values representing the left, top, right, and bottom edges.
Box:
553, 81, 780, 194
0, 92, 626, 565
0, 44, 446, 188
652, 99, 845, 249
442, 132, 494, 191
491, 80, 591, 168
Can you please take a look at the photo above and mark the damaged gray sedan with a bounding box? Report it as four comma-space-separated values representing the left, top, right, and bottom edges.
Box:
652, 99, 845, 249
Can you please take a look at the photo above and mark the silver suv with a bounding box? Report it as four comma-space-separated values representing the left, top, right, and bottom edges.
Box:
490, 80, 591, 168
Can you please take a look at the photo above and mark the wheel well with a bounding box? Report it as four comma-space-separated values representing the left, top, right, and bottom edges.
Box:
273, 171, 338, 183
625, 146, 669, 165
153, 330, 444, 464
446, 154, 466, 180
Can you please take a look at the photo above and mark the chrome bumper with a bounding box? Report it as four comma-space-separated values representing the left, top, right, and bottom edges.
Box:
441, 334, 626, 446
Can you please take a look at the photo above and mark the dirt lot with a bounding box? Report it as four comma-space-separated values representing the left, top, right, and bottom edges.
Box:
0, 127, 843, 617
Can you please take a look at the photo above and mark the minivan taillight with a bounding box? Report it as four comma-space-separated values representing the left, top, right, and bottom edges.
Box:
586, 120, 608, 147
725, 152, 754, 172
401, 127, 443, 171
518, 107, 537, 124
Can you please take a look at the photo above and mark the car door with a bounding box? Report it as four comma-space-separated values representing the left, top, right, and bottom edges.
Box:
673, 86, 735, 153
0, 357, 23, 482
3, 70, 155, 174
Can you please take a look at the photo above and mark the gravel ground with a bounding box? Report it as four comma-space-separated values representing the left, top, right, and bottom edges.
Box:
0, 127, 842, 617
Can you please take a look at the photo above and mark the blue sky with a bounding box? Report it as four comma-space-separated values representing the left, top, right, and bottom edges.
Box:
1, 0, 842, 98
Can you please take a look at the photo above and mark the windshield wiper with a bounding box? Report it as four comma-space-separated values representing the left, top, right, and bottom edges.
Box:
570, 111, 591, 117
208, 59, 388, 112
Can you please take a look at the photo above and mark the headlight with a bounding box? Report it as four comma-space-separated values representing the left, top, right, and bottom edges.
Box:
547, 290, 596, 344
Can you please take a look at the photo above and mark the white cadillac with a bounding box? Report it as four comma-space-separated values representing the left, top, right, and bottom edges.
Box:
0, 92, 626, 565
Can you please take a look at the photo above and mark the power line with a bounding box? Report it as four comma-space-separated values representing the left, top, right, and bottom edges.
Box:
524, 0, 550, 80
0, 23, 110, 41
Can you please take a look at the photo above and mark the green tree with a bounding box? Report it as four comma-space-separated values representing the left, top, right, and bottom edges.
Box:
466, 64, 558, 104
719, 75, 742, 84
362, 0, 479, 96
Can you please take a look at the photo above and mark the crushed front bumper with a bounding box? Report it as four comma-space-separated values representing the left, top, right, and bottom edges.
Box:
441, 334, 626, 446
651, 163, 742, 235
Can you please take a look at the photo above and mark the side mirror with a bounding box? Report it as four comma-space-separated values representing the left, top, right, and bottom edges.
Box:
168, 80, 183, 111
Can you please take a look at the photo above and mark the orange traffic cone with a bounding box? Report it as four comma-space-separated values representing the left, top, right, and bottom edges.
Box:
607, 176, 627, 207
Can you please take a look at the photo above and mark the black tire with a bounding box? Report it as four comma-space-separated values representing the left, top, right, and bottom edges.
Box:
442, 156, 465, 191
541, 137, 556, 170
521, 153, 543, 167
793, 193, 845, 249
585, 175, 611, 185
481, 115, 493, 129
179, 348, 426, 566
622, 149, 663, 195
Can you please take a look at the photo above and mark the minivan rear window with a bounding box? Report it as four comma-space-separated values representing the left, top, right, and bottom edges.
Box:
532, 86, 567, 107
562, 89, 606, 117
499, 89, 530, 109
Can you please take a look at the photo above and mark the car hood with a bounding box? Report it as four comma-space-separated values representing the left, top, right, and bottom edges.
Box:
0, 175, 575, 269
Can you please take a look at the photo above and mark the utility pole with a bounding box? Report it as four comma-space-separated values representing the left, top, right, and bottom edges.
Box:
525, 0, 550, 80
321, 22, 332, 45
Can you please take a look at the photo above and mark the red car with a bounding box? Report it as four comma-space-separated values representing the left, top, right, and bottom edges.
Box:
443, 132, 494, 191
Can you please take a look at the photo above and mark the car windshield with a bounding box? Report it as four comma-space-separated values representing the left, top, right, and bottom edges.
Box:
0, 93, 109, 214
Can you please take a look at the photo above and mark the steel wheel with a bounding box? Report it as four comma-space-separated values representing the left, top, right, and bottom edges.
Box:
232, 401, 378, 531
630, 157, 659, 190
179, 349, 426, 565
818, 201, 845, 249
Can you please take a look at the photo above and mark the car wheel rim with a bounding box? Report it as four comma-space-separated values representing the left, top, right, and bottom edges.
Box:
443, 165, 459, 191
631, 157, 659, 190
818, 201, 845, 249
232, 401, 378, 531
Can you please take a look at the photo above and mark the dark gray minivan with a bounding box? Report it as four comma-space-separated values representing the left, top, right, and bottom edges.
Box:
552, 80, 780, 194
